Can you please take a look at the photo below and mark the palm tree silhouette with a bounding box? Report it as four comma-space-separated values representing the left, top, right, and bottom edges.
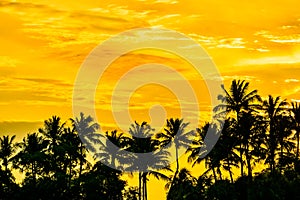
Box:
214, 79, 261, 177
0, 135, 16, 193
239, 110, 267, 179
97, 130, 132, 170
156, 118, 193, 187
263, 95, 289, 172
0, 135, 16, 173
275, 115, 295, 170
71, 112, 99, 177
13, 133, 48, 186
187, 120, 239, 183
127, 121, 171, 200
60, 127, 85, 189
291, 102, 300, 159
187, 123, 220, 181
38, 116, 65, 174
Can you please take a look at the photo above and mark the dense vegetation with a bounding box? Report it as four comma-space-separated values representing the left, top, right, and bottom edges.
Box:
1, 79, 300, 200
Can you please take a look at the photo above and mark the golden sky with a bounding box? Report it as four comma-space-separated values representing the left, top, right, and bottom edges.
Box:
1, 0, 300, 199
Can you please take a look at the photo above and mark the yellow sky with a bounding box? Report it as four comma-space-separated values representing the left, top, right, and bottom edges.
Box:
1, 0, 300, 199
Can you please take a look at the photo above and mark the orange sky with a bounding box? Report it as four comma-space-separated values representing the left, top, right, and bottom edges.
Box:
1, 0, 300, 199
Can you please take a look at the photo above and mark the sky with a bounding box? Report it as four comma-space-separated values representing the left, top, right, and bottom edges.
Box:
0, 0, 300, 199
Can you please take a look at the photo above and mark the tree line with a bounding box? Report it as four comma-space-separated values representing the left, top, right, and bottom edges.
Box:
1, 79, 300, 200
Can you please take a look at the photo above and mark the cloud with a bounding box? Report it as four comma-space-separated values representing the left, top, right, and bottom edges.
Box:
285, 79, 299, 83
237, 53, 300, 66
15, 77, 73, 87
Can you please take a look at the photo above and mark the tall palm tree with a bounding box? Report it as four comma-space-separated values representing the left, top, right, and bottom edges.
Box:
276, 115, 295, 170
263, 95, 288, 172
13, 133, 48, 185
71, 112, 99, 177
39, 116, 65, 147
214, 79, 261, 177
60, 127, 83, 188
0, 135, 16, 195
187, 120, 239, 183
187, 122, 219, 182
127, 121, 171, 200
291, 102, 300, 159
0, 135, 16, 173
104, 130, 131, 170
39, 116, 65, 174
156, 118, 193, 181
239, 110, 267, 179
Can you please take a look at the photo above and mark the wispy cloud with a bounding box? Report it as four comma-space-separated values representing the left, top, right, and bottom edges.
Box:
285, 78, 299, 83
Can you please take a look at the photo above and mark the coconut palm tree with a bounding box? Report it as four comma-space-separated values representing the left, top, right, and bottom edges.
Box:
0, 135, 16, 173
156, 118, 193, 182
105, 130, 132, 170
0, 135, 17, 192
38, 116, 65, 174
291, 102, 300, 159
187, 120, 239, 183
13, 133, 48, 185
71, 112, 99, 177
275, 115, 295, 170
214, 79, 261, 177
239, 110, 267, 179
263, 95, 289, 172
127, 121, 171, 200
60, 127, 84, 189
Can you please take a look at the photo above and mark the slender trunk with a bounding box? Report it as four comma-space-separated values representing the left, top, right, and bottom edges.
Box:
169, 145, 180, 191
79, 142, 83, 178
143, 173, 147, 200
246, 156, 252, 180
245, 143, 252, 179
111, 155, 116, 169
212, 167, 217, 182
228, 166, 234, 183
138, 172, 142, 200
296, 131, 299, 159
217, 167, 223, 180
175, 144, 179, 175
240, 143, 244, 177
237, 113, 244, 177
270, 121, 276, 173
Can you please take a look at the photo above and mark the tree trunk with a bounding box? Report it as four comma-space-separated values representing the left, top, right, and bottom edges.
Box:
245, 143, 252, 179
169, 145, 180, 191
240, 143, 244, 177
296, 131, 299, 159
217, 167, 223, 180
175, 144, 179, 175
212, 167, 217, 182
246, 156, 252, 180
111, 155, 116, 169
228, 166, 234, 183
79, 142, 83, 178
138, 172, 142, 200
143, 173, 147, 200
237, 113, 244, 177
